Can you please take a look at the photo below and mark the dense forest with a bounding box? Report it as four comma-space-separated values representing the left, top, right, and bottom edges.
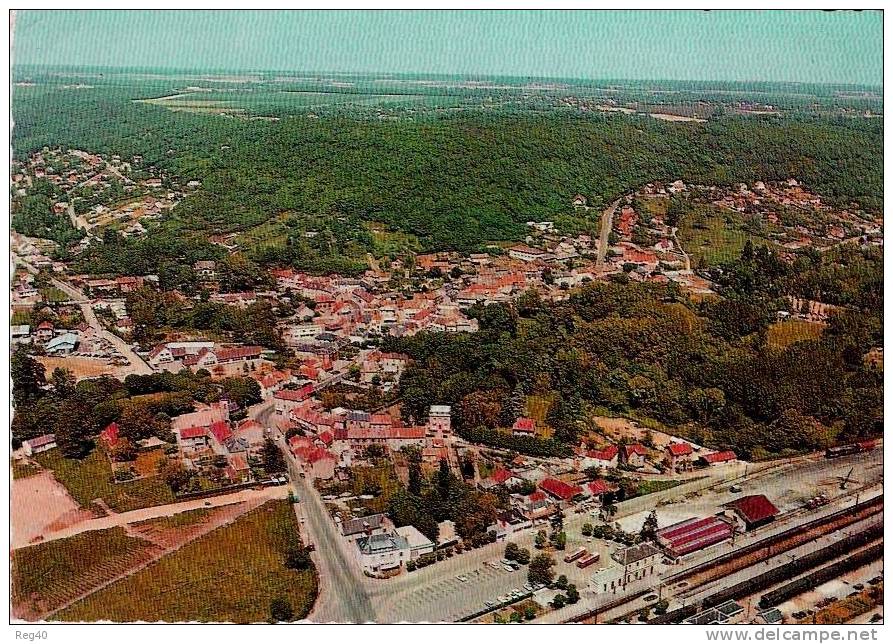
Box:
11, 82, 883, 259
385, 245, 883, 459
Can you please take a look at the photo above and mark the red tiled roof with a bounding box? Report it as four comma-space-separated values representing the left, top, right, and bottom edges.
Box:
539, 477, 583, 501
657, 516, 733, 557
528, 491, 547, 503
275, 384, 314, 401
490, 468, 515, 485
512, 417, 536, 433
208, 421, 233, 444
216, 345, 263, 362
289, 435, 314, 452
587, 479, 613, 496
624, 444, 648, 457
728, 495, 780, 524
667, 442, 694, 456
702, 450, 737, 464
179, 426, 207, 440
587, 445, 619, 461
318, 430, 334, 446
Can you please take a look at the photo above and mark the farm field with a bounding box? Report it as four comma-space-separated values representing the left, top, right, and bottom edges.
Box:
36, 448, 174, 513
12, 527, 158, 620
57, 500, 318, 623
767, 319, 825, 349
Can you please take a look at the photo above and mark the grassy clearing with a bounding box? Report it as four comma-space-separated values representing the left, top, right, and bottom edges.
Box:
36, 448, 174, 513
635, 479, 686, 497
12, 527, 154, 619
57, 501, 318, 623
11, 310, 32, 326
344, 462, 403, 514
767, 319, 825, 349
678, 205, 766, 267
40, 286, 70, 303
12, 458, 42, 479
525, 394, 556, 438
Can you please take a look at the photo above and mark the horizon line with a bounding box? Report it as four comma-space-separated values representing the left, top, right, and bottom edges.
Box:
11, 62, 884, 91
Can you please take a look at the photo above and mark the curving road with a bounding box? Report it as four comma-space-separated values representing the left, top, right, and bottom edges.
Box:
14, 254, 153, 375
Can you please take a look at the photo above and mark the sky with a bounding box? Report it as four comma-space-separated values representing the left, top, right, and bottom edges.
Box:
11, 10, 883, 85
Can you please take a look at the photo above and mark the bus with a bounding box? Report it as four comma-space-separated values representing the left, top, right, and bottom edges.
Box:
576, 553, 600, 569
564, 547, 588, 564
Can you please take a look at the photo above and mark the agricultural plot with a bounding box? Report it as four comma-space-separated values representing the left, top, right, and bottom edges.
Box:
12, 527, 159, 621
36, 448, 174, 513
57, 500, 317, 623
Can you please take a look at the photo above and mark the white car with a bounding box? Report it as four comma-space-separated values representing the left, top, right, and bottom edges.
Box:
502, 564, 514, 572
457, 574, 469, 582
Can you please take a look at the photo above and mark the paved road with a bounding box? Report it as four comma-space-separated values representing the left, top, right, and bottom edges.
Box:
13, 255, 152, 375
595, 198, 621, 269
49, 275, 154, 375
28, 485, 288, 547
279, 441, 376, 623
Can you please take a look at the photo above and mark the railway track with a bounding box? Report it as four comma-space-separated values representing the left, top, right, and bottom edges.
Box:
666, 495, 883, 591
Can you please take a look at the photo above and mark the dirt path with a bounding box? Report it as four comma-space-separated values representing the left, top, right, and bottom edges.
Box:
30, 485, 289, 547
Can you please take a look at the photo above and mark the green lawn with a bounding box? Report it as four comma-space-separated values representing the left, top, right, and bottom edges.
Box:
36, 448, 174, 513
12, 527, 154, 620
11, 310, 32, 326
767, 319, 825, 349
57, 501, 318, 623
635, 479, 686, 497
40, 286, 70, 303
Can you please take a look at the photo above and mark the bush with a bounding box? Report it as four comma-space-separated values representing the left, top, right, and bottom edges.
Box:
551, 594, 567, 609
270, 597, 294, 622
406, 560, 417, 572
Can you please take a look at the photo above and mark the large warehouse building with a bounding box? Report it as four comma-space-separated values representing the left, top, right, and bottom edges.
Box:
656, 515, 734, 558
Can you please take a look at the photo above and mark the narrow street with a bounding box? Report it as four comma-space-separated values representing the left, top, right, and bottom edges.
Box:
595, 198, 621, 269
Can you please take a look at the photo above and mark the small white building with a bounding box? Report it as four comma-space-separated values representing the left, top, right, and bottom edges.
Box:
22, 433, 57, 456
395, 525, 436, 560
355, 531, 411, 574
428, 405, 452, 438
